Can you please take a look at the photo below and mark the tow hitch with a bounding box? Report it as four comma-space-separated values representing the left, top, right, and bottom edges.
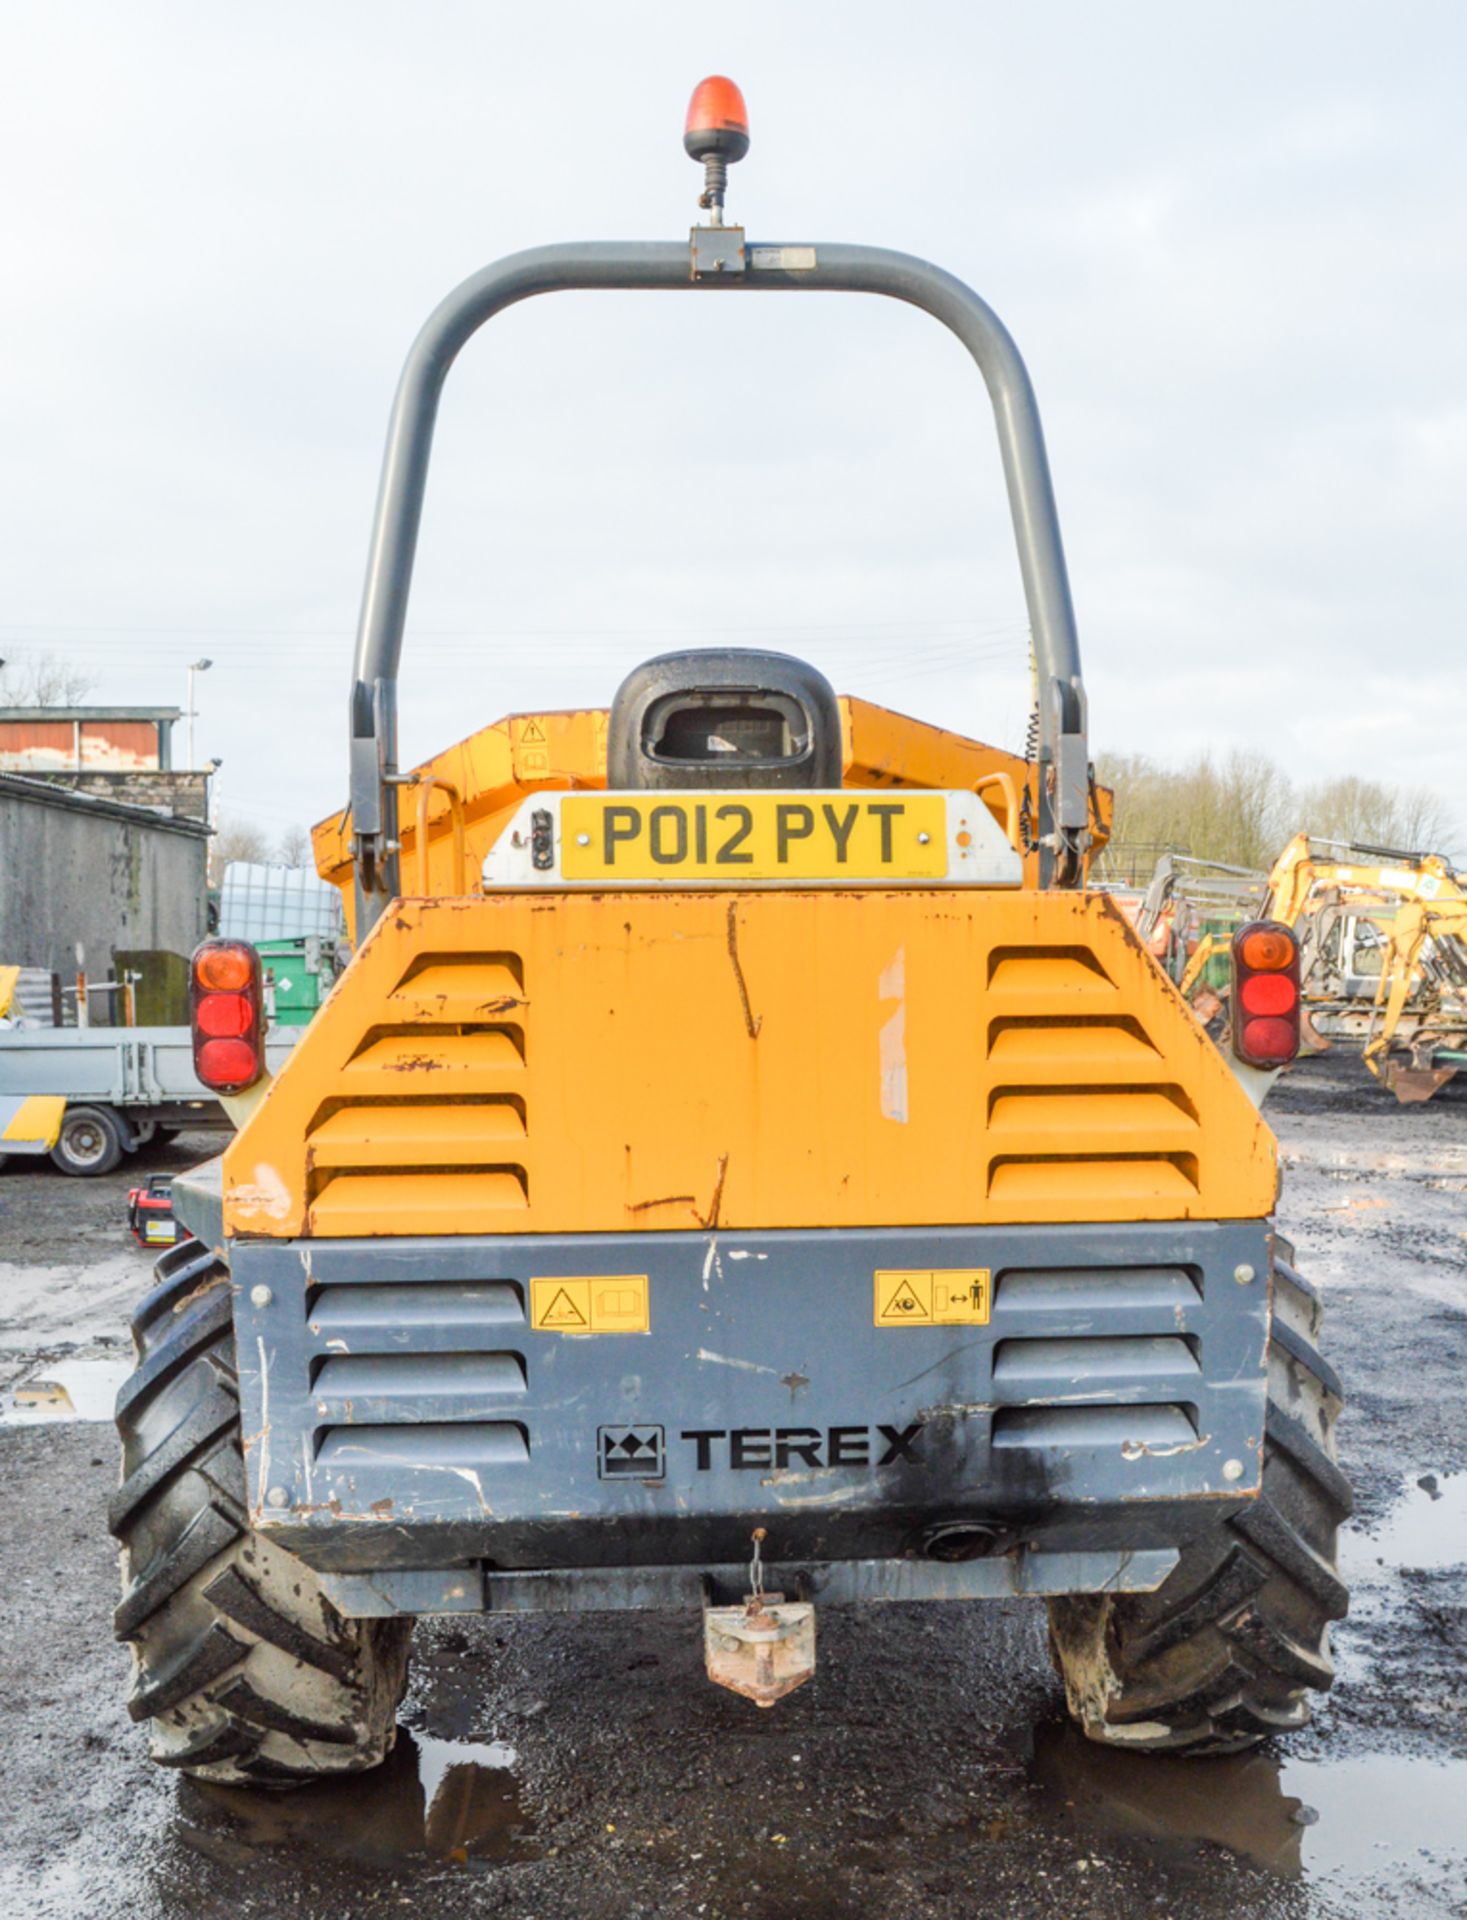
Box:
702, 1530, 816, 1710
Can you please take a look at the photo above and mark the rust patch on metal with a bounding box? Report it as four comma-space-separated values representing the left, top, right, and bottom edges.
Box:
628, 1193, 698, 1213
725, 903, 762, 1040
699, 1154, 730, 1231
1387, 1062, 1458, 1104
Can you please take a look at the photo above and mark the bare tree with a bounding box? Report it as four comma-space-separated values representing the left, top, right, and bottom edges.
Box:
0, 652, 95, 707
1299, 774, 1455, 855
213, 815, 272, 867
1096, 750, 1457, 878
274, 824, 313, 867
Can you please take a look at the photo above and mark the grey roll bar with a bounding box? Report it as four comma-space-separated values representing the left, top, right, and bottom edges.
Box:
348, 238, 1090, 924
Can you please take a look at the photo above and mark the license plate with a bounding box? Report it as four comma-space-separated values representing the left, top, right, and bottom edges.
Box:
562, 793, 948, 882
482, 790, 1024, 889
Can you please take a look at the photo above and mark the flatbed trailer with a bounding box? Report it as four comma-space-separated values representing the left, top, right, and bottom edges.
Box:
0, 1024, 298, 1173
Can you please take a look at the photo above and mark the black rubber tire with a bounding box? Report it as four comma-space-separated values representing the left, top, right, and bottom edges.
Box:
110, 1240, 413, 1786
1047, 1243, 1351, 1754
50, 1103, 125, 1176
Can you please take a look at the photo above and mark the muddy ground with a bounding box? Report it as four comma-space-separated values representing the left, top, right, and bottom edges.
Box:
0, 1057, 1463, 1919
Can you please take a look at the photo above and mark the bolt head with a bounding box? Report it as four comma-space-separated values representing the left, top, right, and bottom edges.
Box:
1223, 1458, 1245, 1483
266, 1486, 289, 1508
249, 1284, 273, 1309
577, 833, 591, 847
1233, 1263, 1255, 1286
917, 831, 930, 845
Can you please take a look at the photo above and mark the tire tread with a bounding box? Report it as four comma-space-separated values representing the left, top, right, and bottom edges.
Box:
112, 1250, 411, 1787
1048, 1248, 1349, 1754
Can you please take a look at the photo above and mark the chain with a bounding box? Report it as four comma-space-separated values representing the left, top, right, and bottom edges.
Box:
748, 1526, 766, 1600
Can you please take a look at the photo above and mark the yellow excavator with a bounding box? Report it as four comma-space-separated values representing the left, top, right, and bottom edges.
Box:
1362, 892, 1467, 1101
1169, 835, 1467, 1102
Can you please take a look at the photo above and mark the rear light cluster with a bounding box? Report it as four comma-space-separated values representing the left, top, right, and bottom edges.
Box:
1231, 920, 1301, 1068
190, 940, 266, 1093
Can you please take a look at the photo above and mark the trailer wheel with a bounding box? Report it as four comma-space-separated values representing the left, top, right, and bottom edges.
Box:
110, 1241, 413, 1786
50, 1104, 125, 1176
1047, 1250, 1350, 1754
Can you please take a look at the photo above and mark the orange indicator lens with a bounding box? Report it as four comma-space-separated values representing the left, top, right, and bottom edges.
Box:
195, 943, 254, 991
1239, 927, 1294, 972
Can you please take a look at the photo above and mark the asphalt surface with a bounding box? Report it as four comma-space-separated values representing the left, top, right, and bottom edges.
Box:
0, 1058, 1463, 1919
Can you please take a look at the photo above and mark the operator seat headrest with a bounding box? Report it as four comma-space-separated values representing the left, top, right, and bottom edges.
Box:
607, 649, 842, 791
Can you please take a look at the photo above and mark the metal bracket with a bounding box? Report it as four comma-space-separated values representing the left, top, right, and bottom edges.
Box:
704, 1595, 816, 1708
690, 225, 746, 279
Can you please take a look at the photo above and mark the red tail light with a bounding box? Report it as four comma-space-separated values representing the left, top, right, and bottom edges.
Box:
190, 940, 266, 1093
1231, 920, 1300, 1068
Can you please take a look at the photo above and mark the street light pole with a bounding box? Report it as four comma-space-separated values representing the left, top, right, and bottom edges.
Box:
186, 657, 213, 768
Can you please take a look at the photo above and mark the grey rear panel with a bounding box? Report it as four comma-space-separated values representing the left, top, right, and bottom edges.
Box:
233, 1220, 1270, 1593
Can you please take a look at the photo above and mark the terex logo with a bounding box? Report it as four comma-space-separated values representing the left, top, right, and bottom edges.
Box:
679, 1423, 925, 1471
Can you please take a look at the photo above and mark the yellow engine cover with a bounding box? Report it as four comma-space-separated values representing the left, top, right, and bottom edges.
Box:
223, 889, 1275, 1239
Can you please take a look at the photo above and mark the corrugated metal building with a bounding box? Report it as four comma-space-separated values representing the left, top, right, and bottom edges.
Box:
0, 772, 209, 987
0, 704, 178, 770
0, 705, 207, 822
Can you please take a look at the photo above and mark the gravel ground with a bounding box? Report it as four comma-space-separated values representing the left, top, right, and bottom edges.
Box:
0, 1059, 1463, 1920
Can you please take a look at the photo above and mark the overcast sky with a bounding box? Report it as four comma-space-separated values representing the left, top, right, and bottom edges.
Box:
3, 2, 1463, 853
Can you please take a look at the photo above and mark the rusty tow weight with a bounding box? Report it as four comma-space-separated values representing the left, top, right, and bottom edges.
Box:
702, 1528, 816, 1709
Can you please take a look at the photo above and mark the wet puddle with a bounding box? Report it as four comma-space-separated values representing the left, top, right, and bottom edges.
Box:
1030, 1719, 1467, 1883
0, 1356, 131, 1425
1030, 1722, 1312, 1875
181, 1729, 535, 1871
1029, 1468, 1467, 1891
1351, 1470, 1467, 1573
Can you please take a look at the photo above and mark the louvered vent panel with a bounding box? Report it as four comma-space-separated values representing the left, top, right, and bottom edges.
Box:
989, 1266, 1205, 1450
304, 951, 531, 1234
984, 942, 1204, 1206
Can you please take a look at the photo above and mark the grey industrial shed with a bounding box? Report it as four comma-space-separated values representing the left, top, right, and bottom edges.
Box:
0, 772, 209, 984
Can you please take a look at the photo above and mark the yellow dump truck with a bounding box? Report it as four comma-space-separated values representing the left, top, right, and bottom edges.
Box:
110, 80, 1348, 1786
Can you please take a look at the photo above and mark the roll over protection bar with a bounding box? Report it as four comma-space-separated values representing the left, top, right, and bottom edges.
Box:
349, 239, 1090, 925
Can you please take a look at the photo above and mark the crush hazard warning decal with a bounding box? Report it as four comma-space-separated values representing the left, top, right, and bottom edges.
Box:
530, 1275, 650, 1334
873, 1268, 991, 1327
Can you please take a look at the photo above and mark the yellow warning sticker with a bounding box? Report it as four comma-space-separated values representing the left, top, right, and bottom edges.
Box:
874, 1269, 991, 1327
530, 1275, 650, 1334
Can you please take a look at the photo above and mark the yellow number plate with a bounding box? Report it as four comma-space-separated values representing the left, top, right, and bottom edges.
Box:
560, 793, 948, 883
874, 1269, 991, 1327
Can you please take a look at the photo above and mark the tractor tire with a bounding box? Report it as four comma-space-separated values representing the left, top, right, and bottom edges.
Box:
110, 1239, 413, 1786
1047, 1245, 1350, 1754
51, 1103, 125, 1176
